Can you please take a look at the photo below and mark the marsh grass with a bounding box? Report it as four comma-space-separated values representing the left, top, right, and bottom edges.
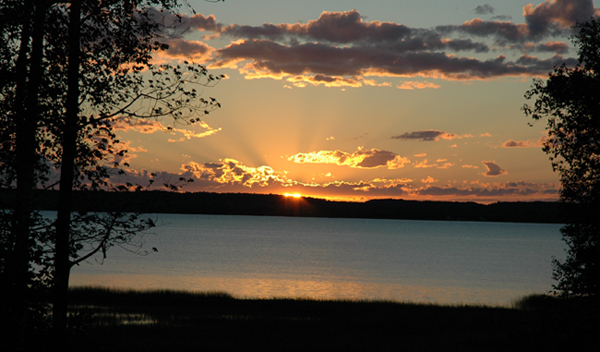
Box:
63, 286, 597, 352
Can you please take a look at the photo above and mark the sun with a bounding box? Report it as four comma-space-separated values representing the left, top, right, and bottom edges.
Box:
284, 193, 302, 198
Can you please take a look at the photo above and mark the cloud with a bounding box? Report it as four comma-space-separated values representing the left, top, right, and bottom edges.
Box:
206, 5, 595, 83
160, 39, 215, 60
481, 161, 507, 177
149, 2, 599, 87
182, 159, 296, 188
167, 126, 222, 142
439, 0, 599, 42
501, 137, 545, 148
109, 161, 558, 202
414, 159, 454, 169
111, 119, 166, 133
213, 38, 575, 81
217, 10, 413, 44
391, 130, 458, 141
535, 41, 570, 53
474, 4, 495, 15
397, 81, 441, 90
491, 15, 513, 21
421, 176, 439, 184
416, 181, 558, 198
146, 8, 223, 37
288, 147, 410, 169
523, 0, 600, 38
110, 117, 221, 141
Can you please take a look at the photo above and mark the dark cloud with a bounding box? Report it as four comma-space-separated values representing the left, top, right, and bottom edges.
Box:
491, 15, 513, 21
219, 10, 413, 44
214, 39, 571, 81
523, 0, 600, 38
416, 183, 555, 197
146, 8, 222, 37
515, 54, 577, 71
474, 4, 495, 15
160, 3, 598, 85
536, 41, 570, 53
481, 161, 507, 177
436, 19, 530, 42
391, 130, 457, 141
219, 11, 489, 55
441, 0, 599, 42
210, 5, 591, 81
162, 38, 213, 59
502, 140, 531, 148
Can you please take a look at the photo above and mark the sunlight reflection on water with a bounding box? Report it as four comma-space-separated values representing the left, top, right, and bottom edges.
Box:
68, 214, 565, 306
71, 273, 532, 306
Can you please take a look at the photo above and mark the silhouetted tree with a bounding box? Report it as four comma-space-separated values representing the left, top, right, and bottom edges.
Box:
0, 0, 222, 349
524, 17, 600, 299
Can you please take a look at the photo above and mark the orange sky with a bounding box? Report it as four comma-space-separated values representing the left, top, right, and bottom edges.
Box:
107, 0, 600, 203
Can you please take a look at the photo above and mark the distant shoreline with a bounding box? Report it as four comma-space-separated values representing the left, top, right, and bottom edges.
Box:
1, 189, 566, 224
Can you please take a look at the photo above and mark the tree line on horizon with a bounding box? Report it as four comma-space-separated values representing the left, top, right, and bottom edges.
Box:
0, 188, 567, 223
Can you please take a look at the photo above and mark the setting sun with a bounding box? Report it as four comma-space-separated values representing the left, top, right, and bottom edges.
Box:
284, 193, 302, 199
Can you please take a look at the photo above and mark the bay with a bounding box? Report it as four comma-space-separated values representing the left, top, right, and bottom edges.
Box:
69, 214, 565, 306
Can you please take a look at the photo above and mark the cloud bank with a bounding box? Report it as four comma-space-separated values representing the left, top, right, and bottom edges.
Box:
288, 147, 410, 169
161, 1, 599, 85
109, 158, 558, 202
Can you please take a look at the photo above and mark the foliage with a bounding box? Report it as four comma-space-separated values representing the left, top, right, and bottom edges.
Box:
0, 0, 222, 346
523, 17, 600, 298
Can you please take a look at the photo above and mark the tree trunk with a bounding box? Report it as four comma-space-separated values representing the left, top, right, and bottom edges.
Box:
5, 0, 46, 345
53, 0, 81, 349
7, 0, 34, 342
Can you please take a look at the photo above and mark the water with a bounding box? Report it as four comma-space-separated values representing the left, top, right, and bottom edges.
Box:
69, 214, 566, 306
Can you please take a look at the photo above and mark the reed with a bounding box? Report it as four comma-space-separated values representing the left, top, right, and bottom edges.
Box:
59, 286, 599, 352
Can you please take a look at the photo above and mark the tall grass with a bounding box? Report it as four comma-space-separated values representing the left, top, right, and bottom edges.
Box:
63, 286, 597, 352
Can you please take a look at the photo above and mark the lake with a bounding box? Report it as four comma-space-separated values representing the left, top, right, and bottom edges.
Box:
69, 214, 566, 306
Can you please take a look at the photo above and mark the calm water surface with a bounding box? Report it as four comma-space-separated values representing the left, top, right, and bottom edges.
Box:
69, 214, 565, 306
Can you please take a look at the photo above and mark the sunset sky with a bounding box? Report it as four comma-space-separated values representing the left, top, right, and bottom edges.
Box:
111, 0, 600, 203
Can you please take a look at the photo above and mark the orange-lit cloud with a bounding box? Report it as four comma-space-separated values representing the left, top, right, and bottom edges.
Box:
182, 159, 296, 188
421, 176, 439, 184
397, 81, 441, 90
414, 159, 454, 169
167, 124, 222, 142
110, 159, 558, 202
288, 147, 410, 169
111, 118, 221, 142
111, 119, 166, 134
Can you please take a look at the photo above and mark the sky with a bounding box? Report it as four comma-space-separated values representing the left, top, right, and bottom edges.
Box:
110, 0, 600, 203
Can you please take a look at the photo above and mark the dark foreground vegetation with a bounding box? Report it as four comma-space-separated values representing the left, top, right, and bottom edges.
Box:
21, 287, 599, 352
0, 189, 566, 223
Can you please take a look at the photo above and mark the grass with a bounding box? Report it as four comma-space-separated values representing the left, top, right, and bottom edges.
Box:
50, 287, 597, 351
